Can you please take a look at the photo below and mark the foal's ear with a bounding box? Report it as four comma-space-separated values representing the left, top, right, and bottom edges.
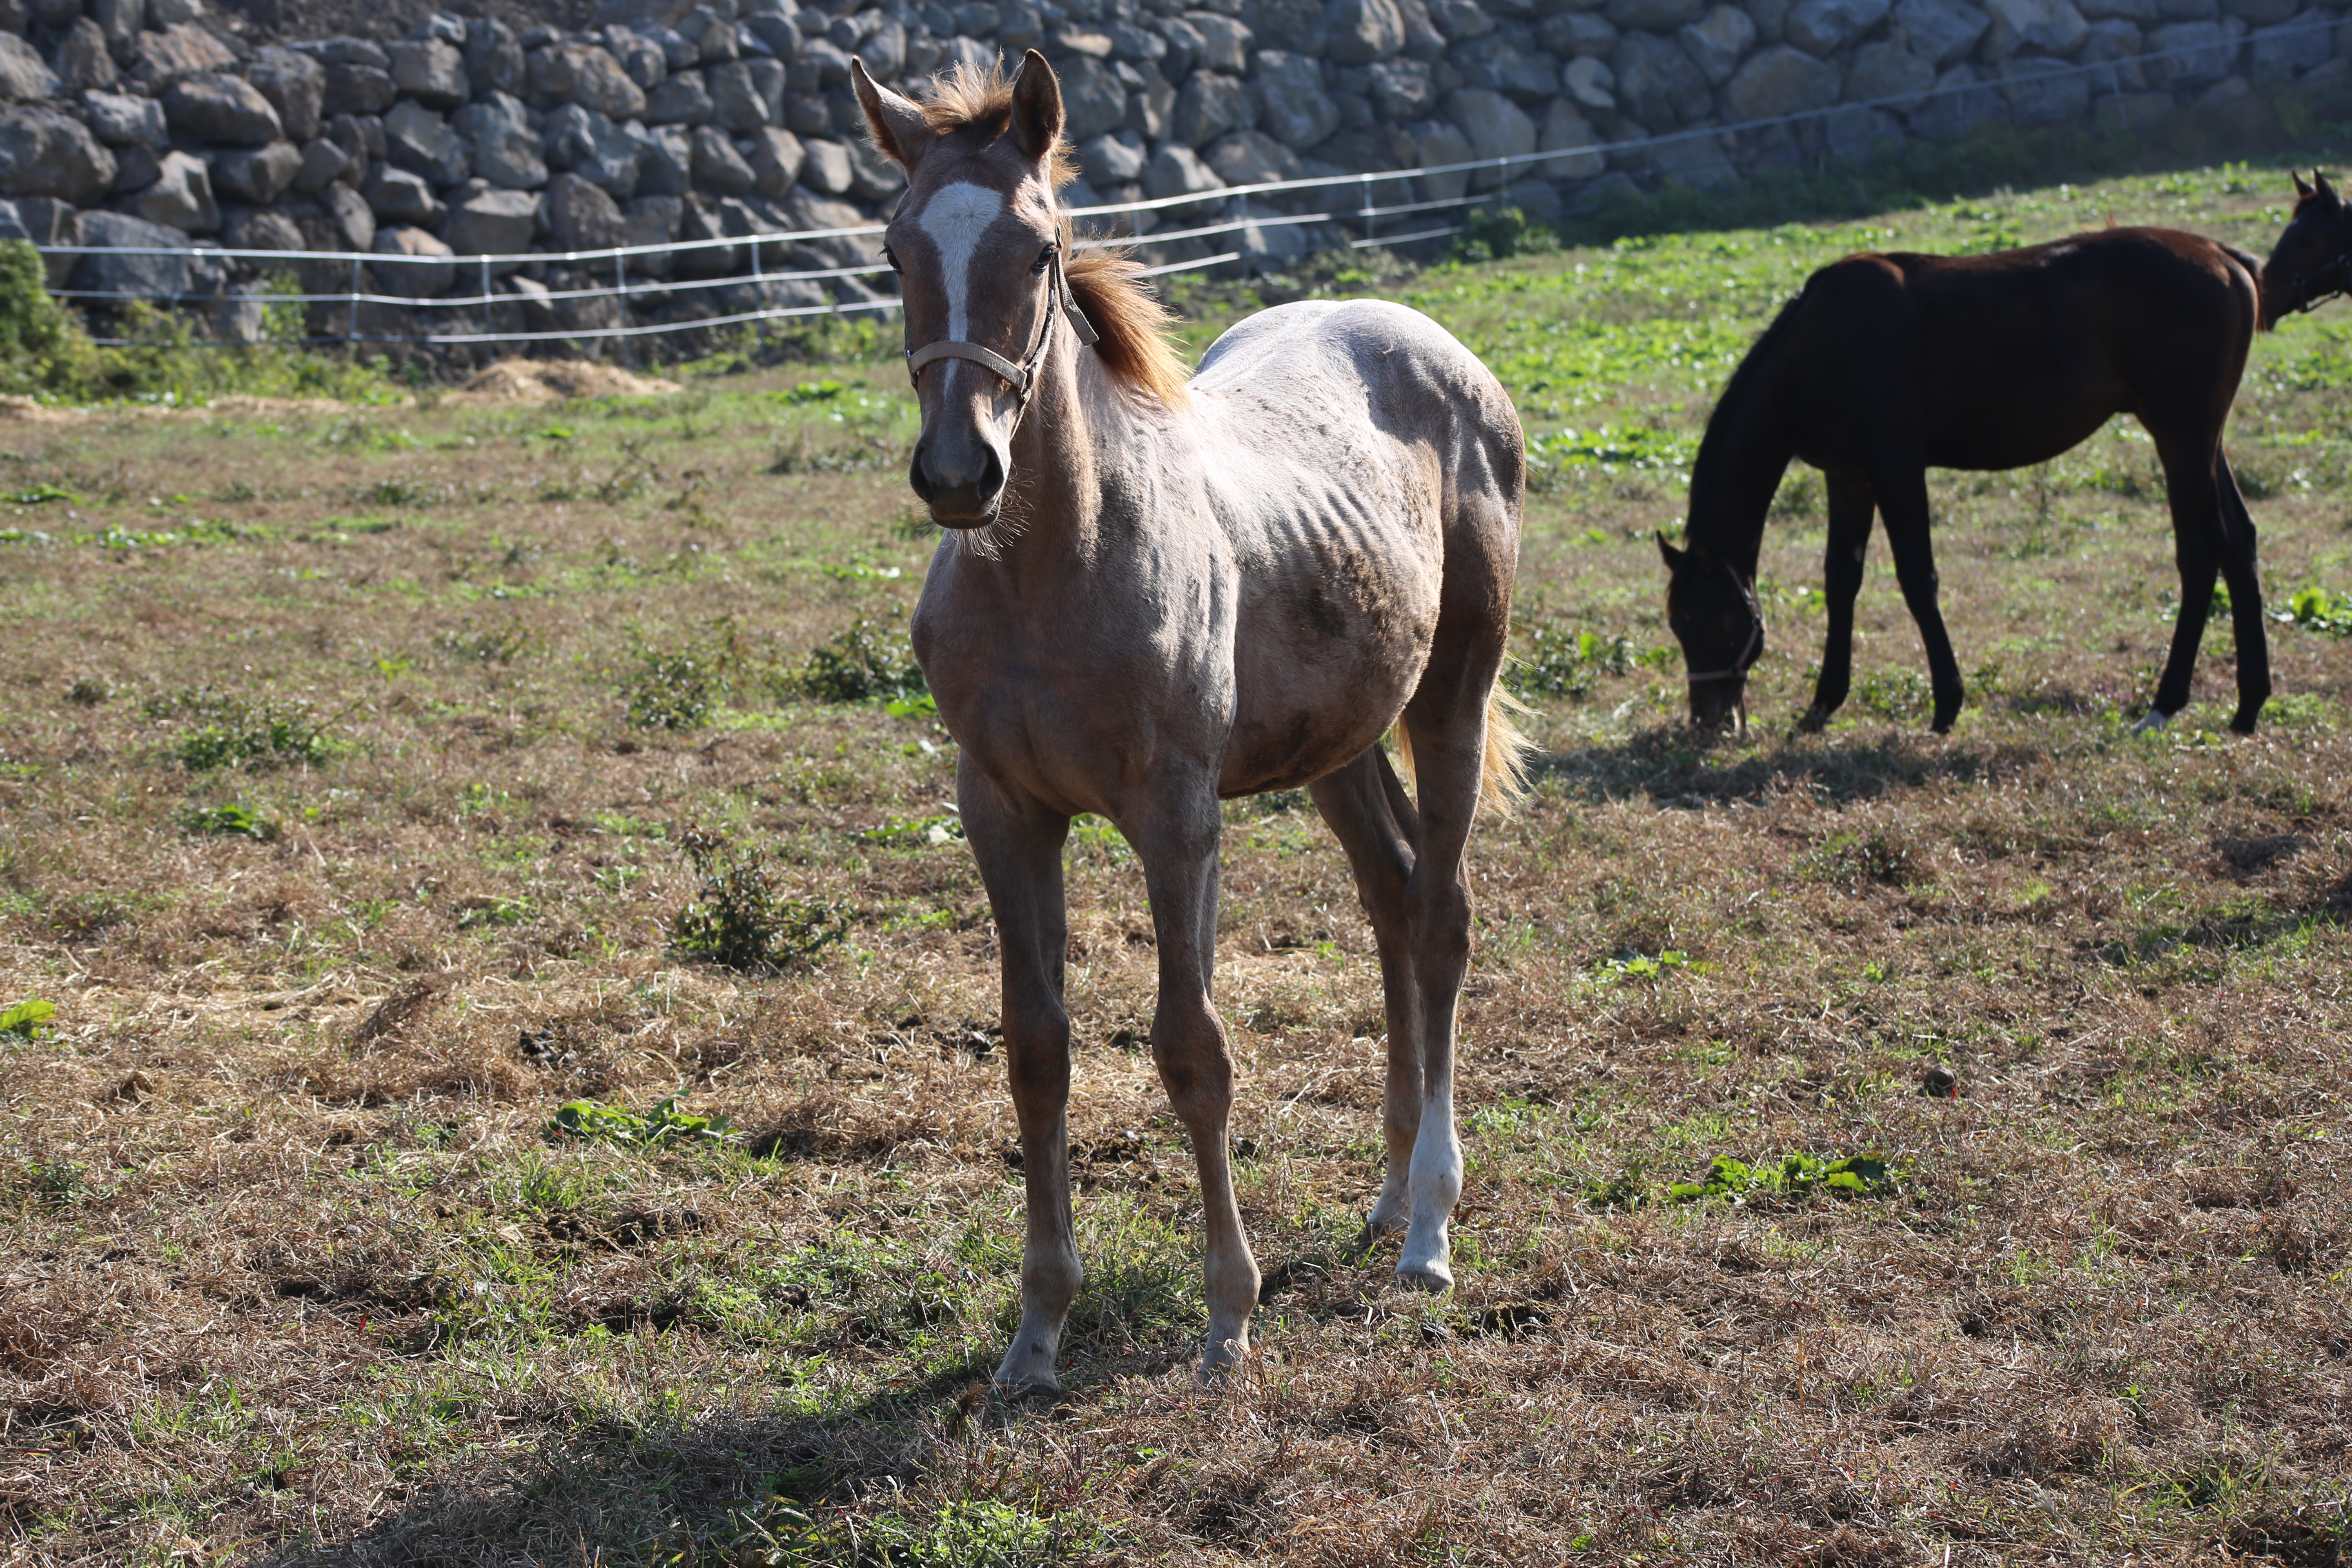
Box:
2320, 170, 2343, 210
1655, 530, 1685, 570
2295, 169, 2316, 200
852, 57, 930, 169
1009, 49, 1065, 162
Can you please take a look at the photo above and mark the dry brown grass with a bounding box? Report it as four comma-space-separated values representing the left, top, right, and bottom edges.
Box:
3, 163, 2351, 1566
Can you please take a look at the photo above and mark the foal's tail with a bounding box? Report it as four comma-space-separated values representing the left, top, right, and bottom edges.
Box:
1390, 675, 1537, 819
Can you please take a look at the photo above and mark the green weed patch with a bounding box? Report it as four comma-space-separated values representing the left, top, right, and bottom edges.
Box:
548, 1094, 731, 1148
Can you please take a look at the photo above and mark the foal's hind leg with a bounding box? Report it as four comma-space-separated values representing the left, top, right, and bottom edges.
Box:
2145, 431, 2231, 728
1307, 747, 1421, 1244
1122, 779, 1262, 1378
2216, 452, 2271, 733
1872, 461, 1966, 732
958, 757, 1081, 1396
1802, 468, 1878, 731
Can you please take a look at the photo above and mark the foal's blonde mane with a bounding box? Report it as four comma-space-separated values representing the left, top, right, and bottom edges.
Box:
910, 62, 1192, 410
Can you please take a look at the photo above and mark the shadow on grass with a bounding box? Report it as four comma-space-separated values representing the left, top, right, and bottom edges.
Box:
1534, 722, 2036, 807
2089, 873, 2352, 969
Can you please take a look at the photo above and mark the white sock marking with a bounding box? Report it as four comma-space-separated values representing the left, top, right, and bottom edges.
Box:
918, 183, 1004, 394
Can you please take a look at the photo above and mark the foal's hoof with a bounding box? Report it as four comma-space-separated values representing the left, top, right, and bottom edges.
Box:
991, 1344, 1062, 1399
1797, 705, 1831, 734
1395, 1258, 1454, 1293
1195, 1334, 1249, 1385
2132, 708, 2173, 735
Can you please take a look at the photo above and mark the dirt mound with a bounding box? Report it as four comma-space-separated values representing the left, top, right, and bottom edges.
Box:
448, 359, 684, 404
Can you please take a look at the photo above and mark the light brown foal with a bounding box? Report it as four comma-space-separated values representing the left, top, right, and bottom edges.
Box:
854, 51, 1529, 1393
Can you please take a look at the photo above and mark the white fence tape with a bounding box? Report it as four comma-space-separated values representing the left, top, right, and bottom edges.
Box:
31, 14, 2332, 350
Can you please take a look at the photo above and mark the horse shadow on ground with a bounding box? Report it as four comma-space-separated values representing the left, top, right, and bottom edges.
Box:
1531, 721, 2040, 808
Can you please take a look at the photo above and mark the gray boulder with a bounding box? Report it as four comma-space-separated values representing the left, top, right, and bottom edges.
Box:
222, 207, 305, 251
1399, 117, 1472, 199
1891, 0, 1992, 61
606, 27, 669, 88
620, 192, 679, 274
129, 148, 216, 231
247, 47, 327, 143
2079, 0, 2157, 16
1445, 86, 1534, 186
72, 208, 224, 300
1157, 14, 1207, 73
1080, 129, 1148, 182
1144, 139, 1225, 205
1452, 35, 1564, 99
1823, 101, 1904, 155
1325, 0, 1408, 60
742, 125, 804, 196
2144, 17, 2236, 80
530, 42, 649, 120
467, 16, 527, 97
1606, 0, 1704, 27
544, 169, 624, 249
543, 102, 641, 197
1906, 58, 2003, 131
690, 122, 757, 192
388, 38, 470, 110
129, 24, 237, 93
632, 121, 694, 194
321, 178, 373, 249
798, 136, 853, 194
362, 163, 443, 225
706, 59, 771, 129
1784, 0, 1891, 53
209, 139, 302, 204
1677, 4, 1757, 82
111, 143, 162, 194
297, 36, 390, 69
323, 62, 399, 118
1188, 12, 1255, 71
844, 136, 903, 200
1980, 0, 2090, 56
1206, 126, 1305, 183
385, 99, 470, 188
1723, 43, 1842, 116
1058, 55, 1129, 140
1648, 122, 1740, 185
1994, 52, 2091, 115
1540, 11, 1620, 56
1537, 98, 1604, 176
91, 0, 143, 55
1174, 68, 1254, 143
85, 91, 167, 147
443, 185, 536, 263
2077, 17, 2143, 81
290, 137, 352, 195
1254, 51, 1343, 145
0, 105, 116, 203
1367, 56, 1438, 116
53, 21, 118, 95
455, 93, 548, 189
1564, 54, 1618, 113
1612, 29, 1711, 123
1847, 38, 1938, 100
370, 225, 454, 296
2251, 8, 2329, 72
644, 67, 716, 123
1428, 0, 1497, 36
165, 75, 285, 146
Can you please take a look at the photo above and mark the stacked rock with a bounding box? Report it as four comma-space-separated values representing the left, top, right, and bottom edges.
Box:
0, 0, 2341, 342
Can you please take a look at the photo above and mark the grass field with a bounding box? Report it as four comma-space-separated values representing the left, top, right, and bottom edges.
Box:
4, 153, 2352, 1567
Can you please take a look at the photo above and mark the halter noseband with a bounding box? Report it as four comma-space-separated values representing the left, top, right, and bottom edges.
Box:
2279, 250, 2352, 318
1684, 570, 1766, 686
903, 242, 1099, 417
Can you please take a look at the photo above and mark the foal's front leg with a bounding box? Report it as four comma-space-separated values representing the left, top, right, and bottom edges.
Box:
1802, 468, 1876, 731
959, 757, 1080, 1396
1873, 463, 1965, 732
1123, 782, 1262, 1379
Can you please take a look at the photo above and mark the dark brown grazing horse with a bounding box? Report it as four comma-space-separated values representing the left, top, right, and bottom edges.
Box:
1659, 222, 2270, 736
2260, 171, 2352, 329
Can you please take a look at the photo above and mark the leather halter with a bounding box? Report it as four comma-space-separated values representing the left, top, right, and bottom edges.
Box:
2278, 249, 2352, 319
904, 243, 1099, 416
1684, 570, 1766, 686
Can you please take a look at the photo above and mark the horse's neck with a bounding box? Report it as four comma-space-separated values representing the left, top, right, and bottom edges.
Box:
986, 331, 1125, 582
1685, 370, 1791, 578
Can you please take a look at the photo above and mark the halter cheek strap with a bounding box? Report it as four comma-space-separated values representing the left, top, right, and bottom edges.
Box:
1684, 573, 1766, 686
904, 245, 1100, 413
2283, 252, 2351, 318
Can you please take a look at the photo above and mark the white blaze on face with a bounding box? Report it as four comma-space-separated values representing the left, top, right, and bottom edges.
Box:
917, 182, 1004, 391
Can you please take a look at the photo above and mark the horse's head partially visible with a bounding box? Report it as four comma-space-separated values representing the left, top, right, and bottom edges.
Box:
853, 52, 1079, 528
1657, 531, 1764, 734
2262, 171, 2352, 327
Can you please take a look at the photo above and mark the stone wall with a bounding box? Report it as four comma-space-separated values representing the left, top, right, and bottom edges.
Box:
0, 0, 2341, 341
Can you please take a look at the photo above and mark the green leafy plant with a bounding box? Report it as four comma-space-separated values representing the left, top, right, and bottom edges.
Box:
548, 1093, 732, 1147
1585, 949, 1695, 988
1509, 621, 1670, 700
180, 802, 279, 840
0, 240, 100, 397
797, 615, 927, 704
623, 621, 744, 730
1668, 1152, 1901, 1204
2279, 585, 2352, 636
157, 690, 336, 771
1, 997, 56, 1038
672, 831, 849, 972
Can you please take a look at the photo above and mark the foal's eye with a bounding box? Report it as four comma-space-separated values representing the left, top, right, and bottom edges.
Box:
882, 245, 902, 272
1032, 244, 1056, 275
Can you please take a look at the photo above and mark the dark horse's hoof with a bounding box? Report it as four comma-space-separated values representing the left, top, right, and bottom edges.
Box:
1797, 706, 1831, 734
2230, 699, 2265, 735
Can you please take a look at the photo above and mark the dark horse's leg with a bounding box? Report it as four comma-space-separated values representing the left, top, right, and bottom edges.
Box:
1308, 746, 1421, 1246
1872, 461, 1966, 732
2146, 429, 2234, 728
958, 756, 1080, 1396
1802, 467, 1878, 731
2217, 452, 2271, 733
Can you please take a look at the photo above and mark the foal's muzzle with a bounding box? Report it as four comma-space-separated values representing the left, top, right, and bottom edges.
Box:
910, 436, 1007, 526
1688, 674, 1748, 735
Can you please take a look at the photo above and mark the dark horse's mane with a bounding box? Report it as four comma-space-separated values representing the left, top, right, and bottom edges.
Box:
1682, 285, 1812, 569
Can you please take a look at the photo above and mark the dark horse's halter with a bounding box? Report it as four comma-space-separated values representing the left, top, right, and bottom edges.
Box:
1684, 569, 1767, 687
2277, 249, 2352, 318
902, 242, 1100, 428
